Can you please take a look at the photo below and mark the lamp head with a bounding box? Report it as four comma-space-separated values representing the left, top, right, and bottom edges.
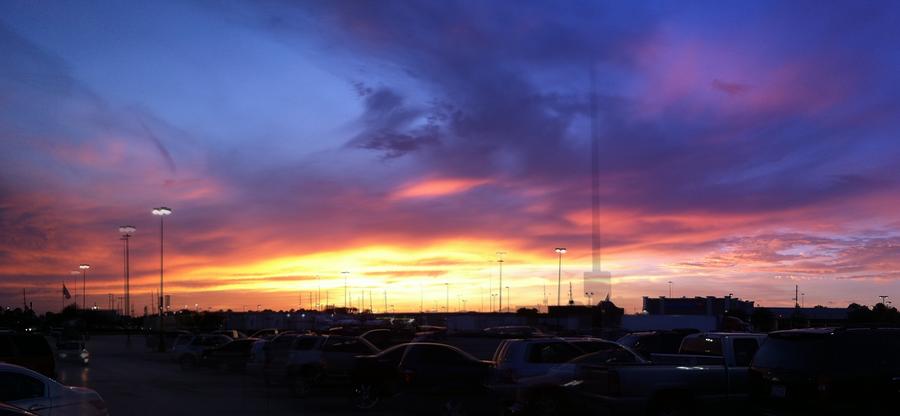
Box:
152, 207, 173, 216
79, 264, 90, 270
118, 225, 136, 236
555, 247, 567, 254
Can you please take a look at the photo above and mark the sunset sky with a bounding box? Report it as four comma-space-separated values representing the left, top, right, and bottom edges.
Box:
2, 1, 900, 314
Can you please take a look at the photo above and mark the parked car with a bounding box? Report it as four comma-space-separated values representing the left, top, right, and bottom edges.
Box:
492, 338, 585, 383
749, 327, 900, 415
0, 402, 38, 415
172, 334, 232, 369
539, 332, 766, 416
212, 329, 246, 339
0, 363, 108, 416
145, 330, 190, 351
199, 338, 259, 371
264, 335, 379, 396
250, 328, 287, 339
616, 329, 699, 360
261, 333, 301, 384
351, 342, 498, 414
411, 325, 447, 342
508, 343, 646, 415
484, 326, 545, 338
55, 341, 89, 366
360, 329, 414, 350
0, 333, 55, 378
245, 338, 269, 375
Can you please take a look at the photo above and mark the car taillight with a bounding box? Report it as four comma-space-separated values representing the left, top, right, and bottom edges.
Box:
401, 369, 415, 384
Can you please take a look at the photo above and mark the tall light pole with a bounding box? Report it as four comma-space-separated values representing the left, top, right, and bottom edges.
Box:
445, 283, 449, 313
668, 281, 673, 298
554, 248, 567, 306
119, 226, 136, 317
152, 207, 172, 353
496, 251, 506, 312
78, 264, 90, 312
505, 286, 510, 312
342, 271, 350, 309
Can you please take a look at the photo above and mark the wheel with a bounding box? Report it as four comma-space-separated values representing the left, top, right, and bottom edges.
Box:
530, 393, 564, 416
352, 383, 381, 410
179, 355, 196, 370
649, 394, 693, 416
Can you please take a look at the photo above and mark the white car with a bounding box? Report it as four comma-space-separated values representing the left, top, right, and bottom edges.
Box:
56, 341, 90, 366
0, 363, 108, 416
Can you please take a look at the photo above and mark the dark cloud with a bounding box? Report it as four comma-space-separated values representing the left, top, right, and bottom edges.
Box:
347, 86, 441, 158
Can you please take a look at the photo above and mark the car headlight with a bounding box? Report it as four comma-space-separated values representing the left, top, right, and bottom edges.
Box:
59, 353, 67, 358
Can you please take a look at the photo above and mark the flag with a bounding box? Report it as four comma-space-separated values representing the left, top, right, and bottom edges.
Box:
63, 284, 71, 299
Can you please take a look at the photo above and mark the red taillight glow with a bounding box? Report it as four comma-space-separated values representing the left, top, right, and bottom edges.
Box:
401, 369, 415, 384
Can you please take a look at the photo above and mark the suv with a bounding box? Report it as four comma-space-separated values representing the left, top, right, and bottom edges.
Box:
172, 334, 232, 369
749, 327, 900, 414
492, 338, 585, 383
0, 332, 55, 378
263, 334, 378, 396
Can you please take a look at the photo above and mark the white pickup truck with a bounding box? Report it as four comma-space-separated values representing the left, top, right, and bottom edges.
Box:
512, 332, 767, 416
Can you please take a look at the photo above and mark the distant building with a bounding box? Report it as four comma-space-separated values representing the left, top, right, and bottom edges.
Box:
643, 295, 754, 317
766, 306, 848, 329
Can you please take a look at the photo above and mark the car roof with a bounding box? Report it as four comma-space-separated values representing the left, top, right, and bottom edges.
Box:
684, 332, 766, 338
770, 327, 900, 337
0, 362, 52, 381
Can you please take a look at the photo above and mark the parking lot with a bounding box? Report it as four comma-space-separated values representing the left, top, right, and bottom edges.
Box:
55, 335, 392, 416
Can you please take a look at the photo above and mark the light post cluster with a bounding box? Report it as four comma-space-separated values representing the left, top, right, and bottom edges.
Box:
119, 226, 136, 317
78, 264, 90, 310
555, 248, 566, 306
152, 207, 172, 352
67, 205, 580, 321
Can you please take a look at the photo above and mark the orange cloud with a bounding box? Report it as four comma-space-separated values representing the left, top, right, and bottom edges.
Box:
392, 177, 490, 199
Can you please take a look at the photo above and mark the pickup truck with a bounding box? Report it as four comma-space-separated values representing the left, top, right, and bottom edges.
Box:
514, 332, 766, 416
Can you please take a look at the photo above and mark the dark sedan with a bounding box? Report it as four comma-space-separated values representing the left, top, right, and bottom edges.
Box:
351, 342, 498, 415
199, 338, 259, 371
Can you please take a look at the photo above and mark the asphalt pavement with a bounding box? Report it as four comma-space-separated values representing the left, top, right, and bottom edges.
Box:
55, 335, 375, 416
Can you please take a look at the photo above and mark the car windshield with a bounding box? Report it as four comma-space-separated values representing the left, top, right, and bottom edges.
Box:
679, 336, 723, 356
571, 347, 640, 365
569, 340, 616, 353
616, 334, 641, 347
